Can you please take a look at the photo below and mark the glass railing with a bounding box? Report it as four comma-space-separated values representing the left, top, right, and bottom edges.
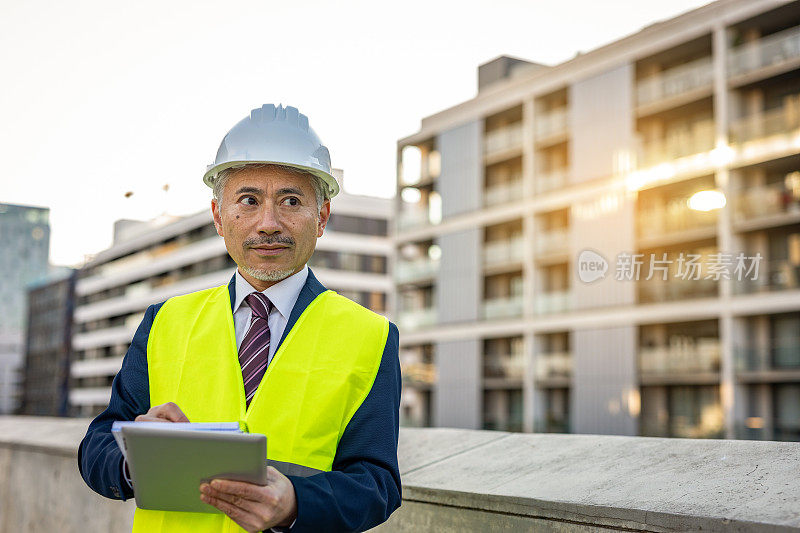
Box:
534, 169, 568, 194
483, 237, 524, 265
484, 352, 526, 379
638, 203, 717, 238
728, 25, 800, 78
732, 258, 800, 294
400, 361, 436, 385
534, 418, 570, 433
395, 258, 440, 284
534, 352, 572, 381
483, 295, 524, 320
397, 307, 437, 331
729, 103, 800, 145
536, 228, 569, 255
735, 181, 800, 220
735, 342, 800, 372
536, 108, 568, 139
484, 180, 524, 207
639, 119, 715, 167
636, 56, 713, 106
484, 123, 523, 155
397, 207, 431, 231
639, 339, 721, 374
534, 290, 573, 315
638, 278, 718, 303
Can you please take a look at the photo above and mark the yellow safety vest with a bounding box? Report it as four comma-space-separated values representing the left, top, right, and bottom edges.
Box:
131, 284, 389, 533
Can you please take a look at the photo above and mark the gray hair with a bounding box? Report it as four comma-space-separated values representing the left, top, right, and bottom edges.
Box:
211, 163, 328, 211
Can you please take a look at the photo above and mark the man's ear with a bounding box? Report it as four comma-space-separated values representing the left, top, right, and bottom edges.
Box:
211, 199, 224, 237
317, 199, 331, 238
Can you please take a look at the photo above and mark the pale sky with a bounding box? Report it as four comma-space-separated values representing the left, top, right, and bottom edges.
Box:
0, 0, 712, 267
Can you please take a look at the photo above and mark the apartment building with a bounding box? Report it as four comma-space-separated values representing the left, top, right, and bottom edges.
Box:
395, 0, 800, 441
0, 202, 51, 414
71, 178, 393, 416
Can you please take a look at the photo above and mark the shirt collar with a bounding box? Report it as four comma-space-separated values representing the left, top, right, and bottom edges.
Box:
234, 265, 309, 320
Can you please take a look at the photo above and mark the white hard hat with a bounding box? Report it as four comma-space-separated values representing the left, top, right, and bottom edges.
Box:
203, 104, 339, 198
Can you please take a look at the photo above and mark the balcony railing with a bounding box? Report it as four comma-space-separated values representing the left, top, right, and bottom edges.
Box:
535, 168, 568, 194
400, 361, 436, 386
638, 278, 718, 303
735, 342, 800, 372
732, 258, 800, 294
639, 339, 721, 374
397, 307, 437, 331
483, 237, 524, 265
395, 258, 440, 284
735, 180, 800, 221
484, 123, 523, 156
639, 119, 715, 167
536, 228, 569, 255
638, 203, 717, 238
729, 103, 800, 145
536, 108, 568, 140
397, 207, 431, 231
535, 351, 572, 380
484, 352, 525, 379
636, 56, 713, 107
534, 290, 572, 315
484, 179, 524, 207
728, 25, 800, 78
483, 295, 524, 320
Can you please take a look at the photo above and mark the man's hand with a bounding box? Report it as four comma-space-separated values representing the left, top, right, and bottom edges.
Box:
134, 402, 189, 423
199, 466, 297, 532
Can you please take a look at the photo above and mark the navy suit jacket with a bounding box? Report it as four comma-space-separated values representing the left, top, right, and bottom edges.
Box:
78, 269, 402, 532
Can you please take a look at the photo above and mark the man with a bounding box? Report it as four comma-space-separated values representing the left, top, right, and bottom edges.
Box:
78, 104, 402, 532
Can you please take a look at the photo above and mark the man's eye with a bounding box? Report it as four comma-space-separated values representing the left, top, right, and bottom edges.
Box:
281, 197, 300, 206
240, 196, 257, 206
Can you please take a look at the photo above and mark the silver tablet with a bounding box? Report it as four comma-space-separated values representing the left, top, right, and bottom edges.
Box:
122, 425, 268, 513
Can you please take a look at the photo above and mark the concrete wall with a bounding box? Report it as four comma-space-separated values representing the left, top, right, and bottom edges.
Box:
433, 339, 481, 429
3, 417, 800, 532
437, 121, 482, 219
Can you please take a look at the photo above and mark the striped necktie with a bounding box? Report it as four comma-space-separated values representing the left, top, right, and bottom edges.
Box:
239, 292, 274, 407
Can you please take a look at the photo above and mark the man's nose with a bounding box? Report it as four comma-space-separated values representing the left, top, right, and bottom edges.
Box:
256, 203, 282, 233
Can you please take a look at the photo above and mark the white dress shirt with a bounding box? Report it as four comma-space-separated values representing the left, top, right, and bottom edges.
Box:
233, 266, 309, 365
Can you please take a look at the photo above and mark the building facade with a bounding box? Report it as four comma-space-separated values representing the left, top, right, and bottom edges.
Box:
19, 269, 77, 416
0, 202, 51, 414
70, 180, 393, 416
395, 0, 800, 441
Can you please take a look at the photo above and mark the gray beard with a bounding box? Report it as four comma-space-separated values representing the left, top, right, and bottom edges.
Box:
241, 264, 296, 282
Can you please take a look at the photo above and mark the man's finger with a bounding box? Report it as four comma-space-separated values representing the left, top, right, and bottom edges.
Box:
157, 402, 190, 422
200, 493, 260, 532
209, 479, 263, 502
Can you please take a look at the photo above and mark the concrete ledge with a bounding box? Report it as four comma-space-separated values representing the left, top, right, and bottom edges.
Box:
1, 417, 799, 532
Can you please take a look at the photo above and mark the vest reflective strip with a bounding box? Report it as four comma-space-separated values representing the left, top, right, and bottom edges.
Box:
132, 285, 389, 533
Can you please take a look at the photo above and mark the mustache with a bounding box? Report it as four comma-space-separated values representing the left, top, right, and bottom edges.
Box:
244, 235, 295, 247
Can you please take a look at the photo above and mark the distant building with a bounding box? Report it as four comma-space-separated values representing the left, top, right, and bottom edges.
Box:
71, 174, 393, 416
19, 269, 77, 416
396, 0, 800, 440
0, 202, 51, 414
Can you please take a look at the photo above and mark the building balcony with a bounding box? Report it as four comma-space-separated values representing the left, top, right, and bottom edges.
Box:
484, 123, 523, 158
535, 108, 568, 142
535, 228, 569, 256
534, 351, 572, 381
395, 258, 439, 284
484, 180, 524, 208
535, 168, 569, 194
639, 120, 715, 168
397, 207, 432, 232
732, 258, 800, 294
534, 290, 572, 315
483, 237, 524, 266
735, 343, 800, 374
397, 307, 437, 331
637, 204, 717, 242
639, 340, 721, 375
482, 295, 524, 320
730, 102, 800, 149
638, 277, 718, 303
734, 181, 800, 224
483, 352, 525, 380
636, 56, 713, 109
728, 24, 800, 80
400, 361, 437, 387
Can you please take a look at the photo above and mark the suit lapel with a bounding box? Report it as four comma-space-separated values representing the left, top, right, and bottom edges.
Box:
226, 268, 328, 352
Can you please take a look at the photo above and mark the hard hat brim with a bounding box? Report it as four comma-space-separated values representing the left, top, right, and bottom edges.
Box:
203, 160, 340, 199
